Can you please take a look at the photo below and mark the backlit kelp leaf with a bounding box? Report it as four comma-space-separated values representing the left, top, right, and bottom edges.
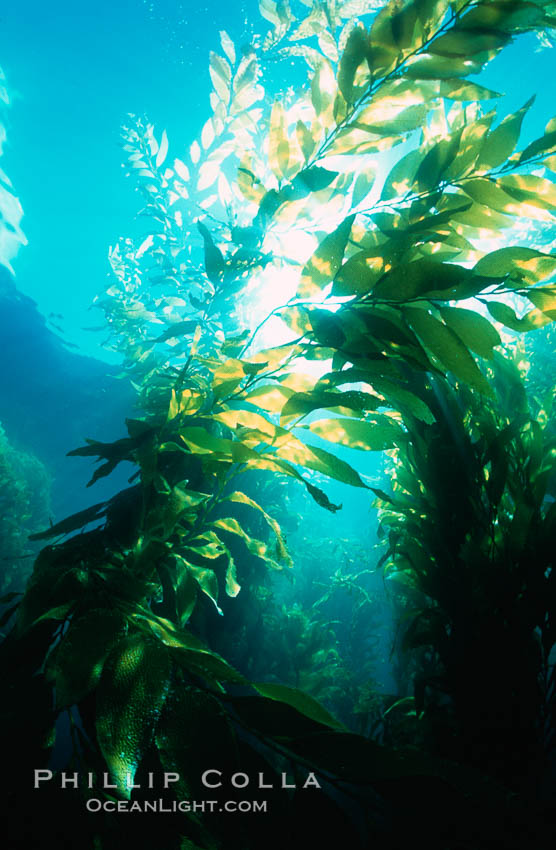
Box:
209, 51, 232, 103
50, 608, 128, 710
486, 301, 551, 332
311, 59, 337, 128
293, 166, 338, 192
404, 307, 492, 395
439, 79, 501, 100
244, 383, 294, 413
296, 120, 317, 160
332, 250, 384, 296
460, 178, 519, 214
477, 96, 534, 170
252, 682, 345, 730
185, 562, 222, 614
303, 416, 405, 451
429, 28, 509, 57
174, 560, 198, 626
219, 29, 236, 65
281, 388, 382, 420
474, 247, 556, 285
153, 320, 199, 344
381, 148, 423, 200
497, 173, 556, 211
526, 288, 556, 319
413, 129, 463, 191
298, 215, 355, 296
405, 53, 482, 79
197, 221, 225, 285
438, 306, 501, 359
275, 439, 368, 488
212, 517, 283, 570
226, 491, 292, 567
337, 26, 368, 103
370, 258, 473, 301
96, 633, 172, 798
351, 163, 377, 206
268, 100, 290, 180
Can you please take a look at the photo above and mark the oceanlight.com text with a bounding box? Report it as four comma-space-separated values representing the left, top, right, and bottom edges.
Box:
85, 798, 268, 814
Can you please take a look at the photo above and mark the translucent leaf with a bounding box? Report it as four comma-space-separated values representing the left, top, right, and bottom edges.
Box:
253, 682, 345, 730
478, 97, 533, 170
219, 30, 236, 65
209, 51, 231, 103
474, 247, 556, 285
486, 301, 551, 332
438, 306, 501, 359
52, 609, 128, 709
337, 26, 368, 103
304, 416, 404, 451
268, 101, 290, 180
96, 634, 172, 798
404, 307, 492, 394
155, 129, 169, 169
298, 215, 355, 297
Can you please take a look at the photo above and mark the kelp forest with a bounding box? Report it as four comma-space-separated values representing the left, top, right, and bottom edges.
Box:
2, 1, 556, 848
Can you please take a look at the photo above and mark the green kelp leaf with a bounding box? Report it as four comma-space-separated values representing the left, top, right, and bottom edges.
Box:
171, 645, 248, 687
438, 306, 501, 359
460, 178, 518, 214
293, 166, 338, 192
352, 163, 378, 206
96, 633, 172, 798
474, 247, 556, 285
404, 307, 492, 394
405, 53, 481, 79
197, 221, 226, 285
439, 79, 501, 100
305, 482, 341, 512
281, 388, 381, 420
429, 28, 509, 57
174, 560, 198, 626
303, 416, 405, 451
185, 562, 223, 614
370, 377, 435, 423
526, 288, 556, 319
486, 301, 551, 332
413, 129, 463, 191
332, 250, 384, 296
370, 258, 473, 301
478, 97, 534, 170
497, 173, 556, 211
211, 517, 283, 571
156, 687, 239, 809
252, 682, 345, 730
269, 101, 290, 181
209, 51, 232, 103
29, 501, 108, 540
298, 215, 355, 296
226, 491, 292, 567
50, 609, 128, 710
338, 26, 369, 103
381, 148, 423, 200
519, 129, 556, 164
275, 439, 368, 488
153, 320, 199, 344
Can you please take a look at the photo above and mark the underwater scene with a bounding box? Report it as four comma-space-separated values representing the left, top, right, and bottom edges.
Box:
1, 0, 556, 847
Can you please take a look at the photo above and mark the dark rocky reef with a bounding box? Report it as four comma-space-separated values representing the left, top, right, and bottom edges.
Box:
0, 266, 136, 518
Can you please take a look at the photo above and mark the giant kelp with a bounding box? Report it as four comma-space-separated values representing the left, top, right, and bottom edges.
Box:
3, 2, 556, 849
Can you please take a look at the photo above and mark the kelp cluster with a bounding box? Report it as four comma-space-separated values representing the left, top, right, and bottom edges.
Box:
0, 421, 50, 596
3, 1, 556, 848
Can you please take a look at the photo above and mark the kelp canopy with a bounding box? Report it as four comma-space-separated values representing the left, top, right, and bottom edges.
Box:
2, 1, 556, 848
